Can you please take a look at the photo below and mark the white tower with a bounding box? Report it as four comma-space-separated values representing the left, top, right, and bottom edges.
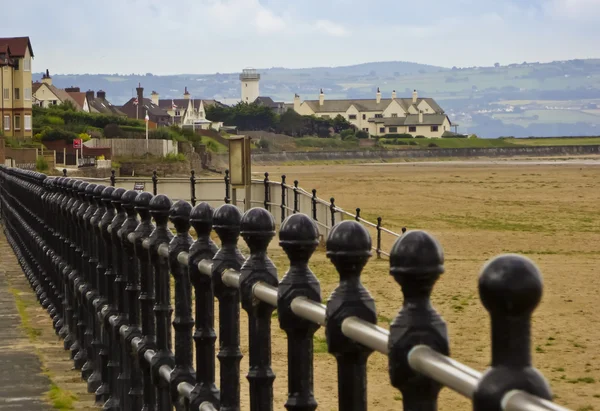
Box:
240, 68, 260, 103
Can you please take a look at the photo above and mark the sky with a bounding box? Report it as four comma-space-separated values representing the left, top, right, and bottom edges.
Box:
3, 0, 600, 75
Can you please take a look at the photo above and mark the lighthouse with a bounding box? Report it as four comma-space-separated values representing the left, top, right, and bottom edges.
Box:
240, 68, 260, 103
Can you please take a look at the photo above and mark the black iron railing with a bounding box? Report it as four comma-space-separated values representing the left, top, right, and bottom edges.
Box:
0, 165, 570, 411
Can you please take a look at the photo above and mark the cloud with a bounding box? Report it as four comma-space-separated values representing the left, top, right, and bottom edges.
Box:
314, 20, 349, 37
547, 0, 600, 20
255, 8, 287, 33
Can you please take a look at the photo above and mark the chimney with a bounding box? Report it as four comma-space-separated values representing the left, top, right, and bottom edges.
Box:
319, 88, 324, 106
65, 86, 80, 93
293, 93, 301, 112
42, 69, 52, 85
151, 91, 159, 106
97, 90, 106, 99
412, 89, 418, 104
376, 87, 381, 104
85, 90, 94, 102
136, 82, 144, 107
418, 110, 423, 123
184, 86, 190, 100
392, 90, 397, 99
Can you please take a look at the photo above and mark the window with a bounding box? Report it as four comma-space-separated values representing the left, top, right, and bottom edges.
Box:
175, 110, 181, 116
3, 115, 10, 130
14, 115, 21, 130
24, 115, 31, 131
14, 88, 20, 100
3, 88, 8, 100
199, 111, 204, 117
379, 127, 385, 133
431, 126, 439, 132
24, 88, 31, 100
13, 59, 19, 70
375, 114, 383, 118
362, 128, 369, 132
362, 114, 366, 120
409, 126, 417, 132
389, 127, 398, 133
23, 58, 30, 71
52, 100, 57, 105
391, 113, 398, 118
349, 114, 357, 120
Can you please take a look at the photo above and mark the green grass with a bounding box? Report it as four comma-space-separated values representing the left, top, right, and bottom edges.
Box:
46, 383, 77, 410
295, 137, 360, 149
9, 288, 42, 341
384, 137, 518, 149
507, 137, 600, 146
201, 136, 228, 153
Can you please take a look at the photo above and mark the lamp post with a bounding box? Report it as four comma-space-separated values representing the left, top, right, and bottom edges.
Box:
145, 111, 149, 153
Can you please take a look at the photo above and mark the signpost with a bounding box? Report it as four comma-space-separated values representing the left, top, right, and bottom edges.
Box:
73, 139, 82, 149
73, 139, 82, 167
145, 111, 150, 154
228, 136, 252, 211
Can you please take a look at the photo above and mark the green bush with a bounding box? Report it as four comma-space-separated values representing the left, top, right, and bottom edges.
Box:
340, 129, 355, 139
46, 115, 65, 126
41, 127, 79, 142
36, 156, 49, 171
256, 139, 271, 151
149, 128, 173, 140
121, 125, 146, 133
164, 153, 186, 162
384, 133, 413, 139
428, 143, 438, 147
355, 130, 369, 139
415, 135, 426, 138
104, 123, 123, 138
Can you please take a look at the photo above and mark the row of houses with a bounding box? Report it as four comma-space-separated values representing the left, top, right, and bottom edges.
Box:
1, 37, 453, 140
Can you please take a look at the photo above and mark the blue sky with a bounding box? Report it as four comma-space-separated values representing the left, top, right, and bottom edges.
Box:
3, 0, 599, 75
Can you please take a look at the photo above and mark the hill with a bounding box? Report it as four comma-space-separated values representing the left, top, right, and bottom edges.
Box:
38, 58, 600, 138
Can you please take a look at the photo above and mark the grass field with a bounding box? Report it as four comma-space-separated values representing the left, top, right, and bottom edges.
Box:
21, 161, 600, 411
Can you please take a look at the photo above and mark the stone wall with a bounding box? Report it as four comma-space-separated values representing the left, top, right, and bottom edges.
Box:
4, 147, 38, 169
249, 145, 600, 163
119, 161, 191, 177
86, 138, 177, 157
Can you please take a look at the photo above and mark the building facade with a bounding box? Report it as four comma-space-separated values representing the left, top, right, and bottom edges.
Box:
293, 89, 451, 138
0, 37, 34, 139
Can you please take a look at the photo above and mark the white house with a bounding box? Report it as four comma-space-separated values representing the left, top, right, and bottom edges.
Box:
293, 89, 452, 138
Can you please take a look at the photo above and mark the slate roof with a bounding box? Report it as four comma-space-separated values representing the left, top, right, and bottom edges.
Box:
68, 92, 87, 110
32, 82, 80, 107
302, 97, 444, 114
0, 37, 34, 57
121, 97, 171, 119
368, 114, 450, 126
157, 98, 226, 111
254, 96, 284, 108
88, 96, 126, 116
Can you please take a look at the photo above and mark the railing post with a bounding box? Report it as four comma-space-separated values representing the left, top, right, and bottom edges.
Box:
376, 217, 382, 259
190, 170, 197, 206
63, 168, 67, 177
329, 197, 336, 227
168, 200, 196, 403
117, 190, 142, 411
263, 172, 270, 211
311, 189, 317, 222
293, 180, 299, 214
148, 195, 175, 411
110, 170, 116, 187
96, 186, 117, 405
130, 192, 156, 411
473, 255, 552, 411
355, 208, 360, 221
278, 213, 321, 411
388, 230, 449, 410
224, 169, 231, 204
212, 204, 245, 411
152, 170, 158, 195
239, 208, 278, 411
188, 203, 220, 410
325, 220, 376, 411
280, 175, 286, 224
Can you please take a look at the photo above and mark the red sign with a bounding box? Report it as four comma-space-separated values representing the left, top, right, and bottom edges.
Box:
73, 139, 82, 149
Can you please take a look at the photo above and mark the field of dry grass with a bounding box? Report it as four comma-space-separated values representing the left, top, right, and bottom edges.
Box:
14, 161, 600, 411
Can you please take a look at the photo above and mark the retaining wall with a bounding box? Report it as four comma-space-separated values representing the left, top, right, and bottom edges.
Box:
85, 138, 178, 157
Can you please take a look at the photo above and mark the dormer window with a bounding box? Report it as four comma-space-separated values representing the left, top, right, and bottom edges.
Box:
375, 114, 383, 118
175, 110, 181, 116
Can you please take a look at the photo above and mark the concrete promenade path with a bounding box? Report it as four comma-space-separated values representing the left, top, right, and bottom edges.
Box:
0, 232, 51, 410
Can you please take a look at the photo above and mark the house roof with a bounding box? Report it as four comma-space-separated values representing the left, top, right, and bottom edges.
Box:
302, 97, 445, 114
369, 114, 450, 126
88, 96, 126, 116
0, 37, 34, 57
67, 92, 87, 110
157, 98, 225, 111
32, 81, 43, 94
255, 96, 284, 108
32, 82, 80, 107
121, 97, 171, 119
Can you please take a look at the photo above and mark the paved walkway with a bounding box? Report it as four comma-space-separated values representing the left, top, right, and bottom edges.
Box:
0, 233, 51, 411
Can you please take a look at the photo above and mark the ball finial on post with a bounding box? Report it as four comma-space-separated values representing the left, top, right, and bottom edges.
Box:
325, 220, 376, 411
388, 230, 448, 409
473, 254, 552, 411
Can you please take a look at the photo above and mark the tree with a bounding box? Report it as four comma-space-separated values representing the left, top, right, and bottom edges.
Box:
332, 114, 353, 133
277, 110, 305, 136
494, 62, 500, 68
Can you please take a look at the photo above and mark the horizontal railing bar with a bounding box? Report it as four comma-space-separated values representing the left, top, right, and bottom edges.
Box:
142, 239, 151, 250
502, 391, 572, 411
222, 268, 240, 288
144, 349, 156, 363
178, 251, 189, 267
158, 243, 169, 258
253, 282, 278, 306
178, 382, 194, 400
290, 297, 327, 326
159, 364, 173, 383
341, 316, 389, 354
127, 232, 136, 244
198, 259, 213, 276
408, 345, 480, 399
199, 401, 218, 411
